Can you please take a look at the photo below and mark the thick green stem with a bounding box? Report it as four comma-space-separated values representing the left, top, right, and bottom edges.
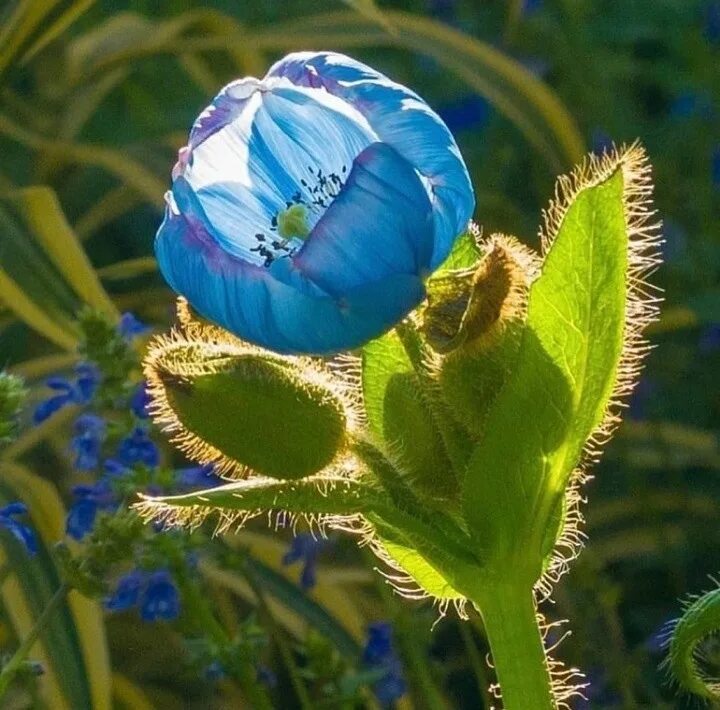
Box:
0, 582, 69, 700
473, 582, 555, 710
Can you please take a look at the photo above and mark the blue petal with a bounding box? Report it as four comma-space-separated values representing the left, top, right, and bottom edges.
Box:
294, 142, 434, 295
141, 571, 180, 621
66, 499, 98, 540
268, 52, 474, 266
0, 502, 27, 516
0, 517, 38, 555
33, 393, 71, 424
180, 80, 374, 265
156, 181, 425, 354
105, 570, 144, 611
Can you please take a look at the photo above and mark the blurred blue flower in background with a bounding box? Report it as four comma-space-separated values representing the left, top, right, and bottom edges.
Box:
712, 145, 720, 187
362, 622, 407, 705
706, 1, 720, 44
699, 323, 720, 353
175, 464, 222, 490
105, 568, 180, 621
70, 414, 106, 470
116, 427, 160, 468
591, 128, 614, 156
117, 312, 149, 340
66, 480, 117, 540
282, 533, 327, 590
33, 363, 100, 423
437, 95, 491, 134
129, 381, 151, 419
0, 502, 38, 555
157, 51, 474, 354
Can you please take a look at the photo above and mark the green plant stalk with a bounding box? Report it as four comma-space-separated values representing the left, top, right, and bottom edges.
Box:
472, 581, 555, 710
241, 561, 314, 710
0, 581, 69, 700
174, 569, 273, 710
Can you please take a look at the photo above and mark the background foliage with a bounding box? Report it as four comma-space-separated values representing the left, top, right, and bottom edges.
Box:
0, 0, 719, 708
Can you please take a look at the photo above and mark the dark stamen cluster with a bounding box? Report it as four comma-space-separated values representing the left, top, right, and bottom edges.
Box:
250, 163, 348, 268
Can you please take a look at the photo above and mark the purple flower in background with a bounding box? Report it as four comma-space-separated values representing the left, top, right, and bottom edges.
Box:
66, 480, 117, 540
363, 622, 407, 706
33, 363, 100, 424
0, 502, 37, 555
116, 427, 160, 468
70, 414, 106, 470
105, 568, 180, 621
282, 533, 327, 590
117, 312, 149, 340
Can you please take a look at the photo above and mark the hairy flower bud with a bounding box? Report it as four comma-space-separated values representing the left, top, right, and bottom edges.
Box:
144, 308, 352, 480
427, 235, 539, 437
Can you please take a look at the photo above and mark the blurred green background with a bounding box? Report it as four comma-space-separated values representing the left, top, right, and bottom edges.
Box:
1, 0, 719, 708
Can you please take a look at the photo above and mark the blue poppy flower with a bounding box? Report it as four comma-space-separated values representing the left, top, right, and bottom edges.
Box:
33, 363, 100, 424
591, 128, 613, 157
66, 480, 117, 540
116, 427, 160, 468
156, 51, 474, 354
140, 570, 180, 621
0, 502, 38, 555
282, 533, 328, 590
118, 312, 149, 340
70, 414, 106, 470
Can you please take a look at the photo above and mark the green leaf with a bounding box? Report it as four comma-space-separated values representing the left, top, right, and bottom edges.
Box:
462, 148, 656, 576
374, 526, 464, 600
0, 462, 111, 709
135, 477, 381, 526
434, 230, 481, 274
666, 584, 720, 699
0, 195, 79, 349
201, 555, 360, 661
0, 0, 94, 77
6, 187, 117, 317
362, 332, 452, 494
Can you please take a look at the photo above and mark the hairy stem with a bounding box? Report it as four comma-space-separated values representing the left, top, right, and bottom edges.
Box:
0, 582, 69, 700
473, 581, 555, 710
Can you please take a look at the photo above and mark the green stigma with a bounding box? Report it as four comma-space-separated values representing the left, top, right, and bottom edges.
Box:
277, 204, 310, 240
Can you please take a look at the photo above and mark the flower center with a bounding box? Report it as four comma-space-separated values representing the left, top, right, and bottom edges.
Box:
249, 163, 348, 268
